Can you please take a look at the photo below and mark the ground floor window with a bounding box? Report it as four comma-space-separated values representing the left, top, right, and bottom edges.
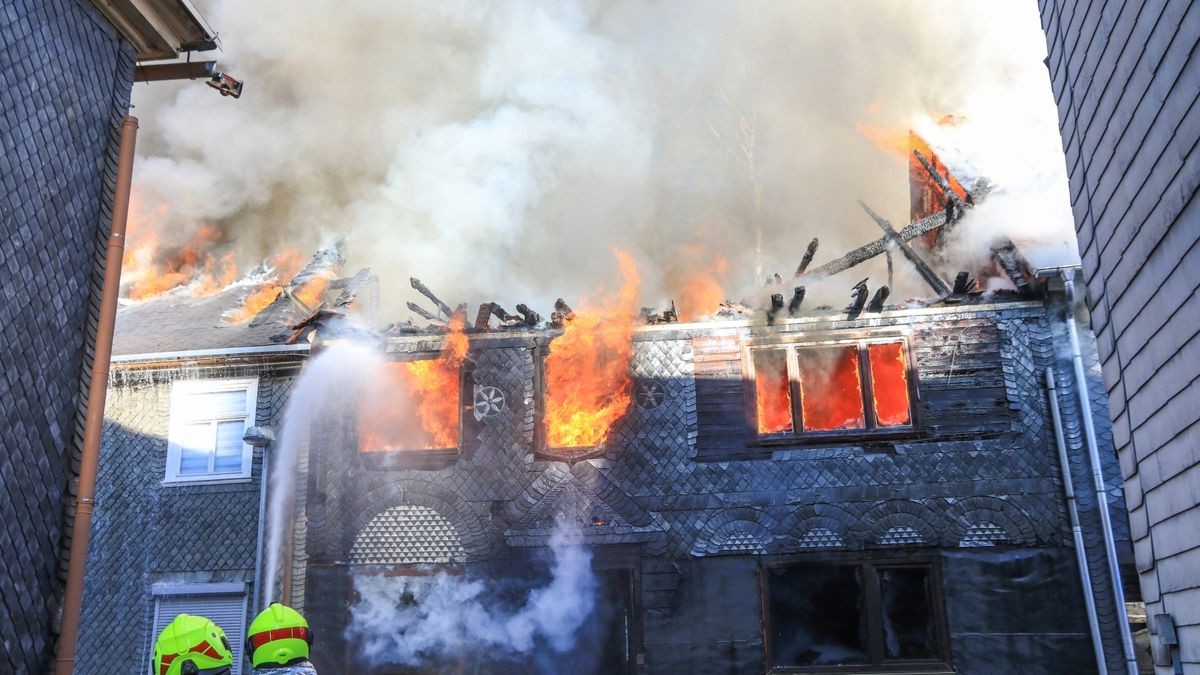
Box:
150, 582, 248, 674
762, 555, 951, 672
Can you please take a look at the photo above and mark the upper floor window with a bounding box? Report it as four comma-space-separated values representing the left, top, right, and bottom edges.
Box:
750, 338, 914, 440
166, 378, 257, 483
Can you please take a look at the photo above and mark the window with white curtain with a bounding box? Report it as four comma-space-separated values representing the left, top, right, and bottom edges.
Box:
165, 378, 258, 483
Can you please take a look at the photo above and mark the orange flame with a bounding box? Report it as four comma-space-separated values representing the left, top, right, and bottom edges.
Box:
544, 250, 640, 448
868, 342, 910, 426
224, 249, 313, 325
125, 224, 232, 300
797, 346, 865, 431
360, 315, 469, 450
754, 351, 792, 434
857, 123, 970, 224
668, 245, 729, 322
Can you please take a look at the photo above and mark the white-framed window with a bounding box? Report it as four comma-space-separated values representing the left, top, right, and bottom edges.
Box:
149, 582, 248, 675
166, 378, 258, 483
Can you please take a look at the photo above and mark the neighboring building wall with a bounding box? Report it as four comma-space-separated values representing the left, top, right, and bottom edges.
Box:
1040, 1, 1200, 670
0, 1, 134, 671
76, 363, 298, 674
298, 302, 1127, 674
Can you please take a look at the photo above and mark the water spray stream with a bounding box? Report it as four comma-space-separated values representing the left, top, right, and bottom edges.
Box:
261, 341, 384, 607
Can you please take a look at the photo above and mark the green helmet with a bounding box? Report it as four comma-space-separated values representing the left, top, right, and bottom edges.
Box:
246, 603, 313, 668
153, 614, 234, 675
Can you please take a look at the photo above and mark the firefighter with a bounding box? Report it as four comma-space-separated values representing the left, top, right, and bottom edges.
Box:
152, 613, 235, 675
246, 603, 318, 674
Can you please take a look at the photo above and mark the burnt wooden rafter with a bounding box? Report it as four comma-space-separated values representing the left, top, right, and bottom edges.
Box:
797, 210, 948, 281
913, 148, 971, 245
858, 201, 953, 297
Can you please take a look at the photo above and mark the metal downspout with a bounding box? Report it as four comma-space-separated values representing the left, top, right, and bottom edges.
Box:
1046, 368, 1107, 673
253, 445, 270, 615
55, 116, 139, 674
1061, 268, 1138, 675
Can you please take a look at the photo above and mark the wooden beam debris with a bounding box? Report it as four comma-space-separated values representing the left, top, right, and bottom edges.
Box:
407, 301, 448, 327
515, 303, 541, 327
867, 286, 890, 313
787, 286, 806, 317
798, 210, 949, 281
409, 277, 453, 318
794, 238, 819, 277
913, 149, 971, 245
858, 200, 952, 297
990, 239, 1036, 295
766, 293, 786, 325
847, 279, 869, 319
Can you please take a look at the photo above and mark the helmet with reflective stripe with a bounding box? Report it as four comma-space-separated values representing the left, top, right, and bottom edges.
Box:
246, 603, 312, 668
153, 614, 234, 675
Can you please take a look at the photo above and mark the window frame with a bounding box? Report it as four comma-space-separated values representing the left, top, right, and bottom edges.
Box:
760, 551, 953, 674
357, 350, 469, 464
743, 331, 920, 444
165, 377, 258, 484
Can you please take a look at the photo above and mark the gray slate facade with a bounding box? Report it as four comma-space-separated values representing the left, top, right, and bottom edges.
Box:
1039, 1, 1200, 670
0, 1, 134, 671
282, 299, 1130, 674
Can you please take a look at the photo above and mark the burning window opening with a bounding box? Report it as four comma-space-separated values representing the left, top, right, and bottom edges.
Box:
752, 339, 913, 438
541, 250, 640, 453
359, 316, 469, 452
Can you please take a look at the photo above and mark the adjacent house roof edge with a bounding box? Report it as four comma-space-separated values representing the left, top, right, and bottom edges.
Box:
89, 0, 218, 60
110, 342, 311, 364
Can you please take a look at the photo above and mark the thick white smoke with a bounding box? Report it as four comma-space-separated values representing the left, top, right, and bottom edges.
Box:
133, 0, 1075, 312
346, 517, 596, 666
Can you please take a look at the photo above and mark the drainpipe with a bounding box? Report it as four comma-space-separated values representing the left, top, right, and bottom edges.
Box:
244, 427, 275, 616
1060, 268, 1138, 675
1046, 368, 1107, 673
55, 115, 138, 674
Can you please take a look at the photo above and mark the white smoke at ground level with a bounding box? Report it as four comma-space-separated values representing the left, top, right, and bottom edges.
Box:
347, 518, 596, 665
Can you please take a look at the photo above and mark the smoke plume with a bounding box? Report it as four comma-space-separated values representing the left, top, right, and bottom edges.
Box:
346, 517, 596, 666
132, 0, 1074, 312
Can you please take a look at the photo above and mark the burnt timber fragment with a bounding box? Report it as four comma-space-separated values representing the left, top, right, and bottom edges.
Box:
912, 148, 969, 240
766, 293, 785, 325
858, 200, 952, 297
991, 239, 1037, 295
554, 298, 575, 322
642, 301, 678, 324
407, 301, 447, 327
847, 279, 869, 319
867, 285, 890, 313
409, 277, 453, 318
787, 286, 806, 317
798, 210, 948, 280
794, 238, 819, 277
515, 303, 541, 327
952, 271, 977, 295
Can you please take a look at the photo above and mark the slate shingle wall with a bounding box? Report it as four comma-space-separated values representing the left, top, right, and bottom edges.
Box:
293, 302, 1124, 673
1039, 1, 1200, 669
76, 367, 297, 674
0, 1, 133, 672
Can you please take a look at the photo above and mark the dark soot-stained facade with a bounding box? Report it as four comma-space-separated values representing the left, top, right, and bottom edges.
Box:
283, 298, 1130, 674
0, 1, 134, 672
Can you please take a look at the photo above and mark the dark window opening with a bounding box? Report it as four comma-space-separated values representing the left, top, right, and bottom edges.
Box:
763, 556, 950, 673
750, 338, 915, 441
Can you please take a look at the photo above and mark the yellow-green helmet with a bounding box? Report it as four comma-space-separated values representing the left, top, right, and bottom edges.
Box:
152, 614, 234, 675
246, 603, 313, 668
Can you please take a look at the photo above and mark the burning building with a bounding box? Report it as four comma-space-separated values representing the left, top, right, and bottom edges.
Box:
76, 145, 1136, 674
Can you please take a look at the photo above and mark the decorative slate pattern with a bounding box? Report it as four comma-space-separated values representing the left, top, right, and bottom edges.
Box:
0, 2, 133, 672
350, 505, 466, 565
960, 522, 1008, 547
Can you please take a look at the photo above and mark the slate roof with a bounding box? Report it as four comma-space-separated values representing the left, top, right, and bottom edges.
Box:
112, 285, 290, 356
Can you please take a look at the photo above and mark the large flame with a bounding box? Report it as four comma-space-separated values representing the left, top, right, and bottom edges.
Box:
122, 189, 242, 300
754, 351, 793, 434
856, 123, 970, 225
223, 249, 314, 324
543, 250, 640, 448
360, 315, 469, 451
668, 245, 729, 322
797, 346, 865, 431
